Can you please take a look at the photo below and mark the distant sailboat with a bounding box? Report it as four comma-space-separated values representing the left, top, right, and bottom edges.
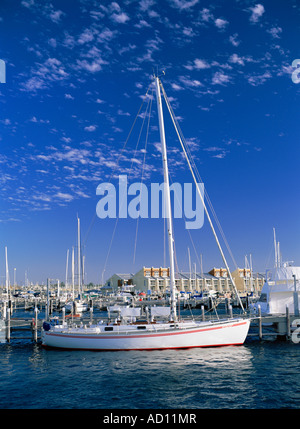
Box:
64, 217, 88, 314
42, 74, 250, 351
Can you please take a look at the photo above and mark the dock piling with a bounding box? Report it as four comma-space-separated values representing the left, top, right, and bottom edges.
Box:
32, 306, 38, 342
258, 305, 262, 340
201, 305, 205, 321
6, 308, 10, 343
286, 305, 291, 340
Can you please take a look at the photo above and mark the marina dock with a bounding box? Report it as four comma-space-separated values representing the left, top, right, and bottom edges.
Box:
1, 297, 299, 344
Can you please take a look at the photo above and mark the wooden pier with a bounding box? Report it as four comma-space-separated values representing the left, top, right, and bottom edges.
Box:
249, 306, 300, 341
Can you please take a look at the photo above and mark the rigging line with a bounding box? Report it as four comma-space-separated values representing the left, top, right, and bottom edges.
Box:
160, 82, 238, 270
166, 157, 204, 276
101, 91, 153, 279
168, 171, 203, 280
132, 88, 153, 266
82, 81, 153, 248
167, 172, 182, 277
160, 79, 245, 312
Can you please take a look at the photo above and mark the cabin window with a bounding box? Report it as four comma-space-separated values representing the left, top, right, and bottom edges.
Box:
104, 326, 114, 331
137, 326, 146, 330
259, 293, 267, 302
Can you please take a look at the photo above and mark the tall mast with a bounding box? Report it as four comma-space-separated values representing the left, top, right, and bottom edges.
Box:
72, 247, 75, 300
273, 228, 278, 268
154, 76, 177, 322
5, 246, 9, 297
65, 249, 69, 291
77, 216, 81, 296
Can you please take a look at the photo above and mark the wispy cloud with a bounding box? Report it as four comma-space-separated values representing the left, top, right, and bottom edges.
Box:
21, 57, 69, 92
185, 58, 210, 70
247, 71, 272, 86
169, 0, 199, 10
229, 33, 240, 47
267, 26, 282, 39
204, 147, 228, 159
249, 4, 265, 23
212, 71, 231, 85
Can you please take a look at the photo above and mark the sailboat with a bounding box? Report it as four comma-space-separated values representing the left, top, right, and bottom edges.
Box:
41, 75, 250, 351
64, 217, 88, 314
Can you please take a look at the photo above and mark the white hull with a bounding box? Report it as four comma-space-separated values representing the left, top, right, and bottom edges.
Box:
64, 301, 88, 313
252, 264, 300, 315
42, 318, 250, 351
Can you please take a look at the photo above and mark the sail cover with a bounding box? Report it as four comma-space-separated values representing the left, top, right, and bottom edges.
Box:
151, 306, 171, 317
120, 307, 141, 317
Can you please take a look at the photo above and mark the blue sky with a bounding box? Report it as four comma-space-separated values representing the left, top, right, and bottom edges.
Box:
0, 0, 299, 286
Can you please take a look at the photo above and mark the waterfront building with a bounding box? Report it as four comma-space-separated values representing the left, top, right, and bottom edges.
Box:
104, 273, 134, 291
104, 266, 264, 295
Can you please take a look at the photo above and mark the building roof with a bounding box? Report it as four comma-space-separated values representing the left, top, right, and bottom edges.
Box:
177, 272, 219, 280
115, 273, 134, 280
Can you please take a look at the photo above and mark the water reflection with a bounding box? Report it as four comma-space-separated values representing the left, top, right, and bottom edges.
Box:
1, 339, 300, 409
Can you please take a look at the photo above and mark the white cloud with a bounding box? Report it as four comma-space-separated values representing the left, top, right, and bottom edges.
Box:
249, 4, 265, 23
182, 27, 195, 37
49, 9, 64, 23
213, 152, 227, 159
185, 58, 210, 71
247, 71, 272, 86
21, 0, 34, 8
78, 28, 94, 44
135, 20, 151, 29
117, 109, 130, 116
200, 8, 213, 22
98, 28, 117, 43
22, 76, 47, 92
55, 192, 74, 202
212, 72, 231, 85
110, 2, 121, 12
32, 193, 52, 202
48, 38, 57, 48
229, 54, 254, 66
267, 27, 282, 39
76, 59, 103, 73
21, 57, 69, 92
229, 33, 240, 47
171, 82, 183, 91
215, 18, 228, 29
229, 54, 248, 66
139, 0, 156, 12
204, 147, 228, 159
179, 76, 203, 88
194, 58, 210, 69
84, 125, 97, 132
169, 0, 199, 10
111, 12, 130, 23
136, 37, 163, 63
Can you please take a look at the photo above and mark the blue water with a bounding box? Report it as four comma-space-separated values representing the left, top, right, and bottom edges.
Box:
1, 309, 300, 410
